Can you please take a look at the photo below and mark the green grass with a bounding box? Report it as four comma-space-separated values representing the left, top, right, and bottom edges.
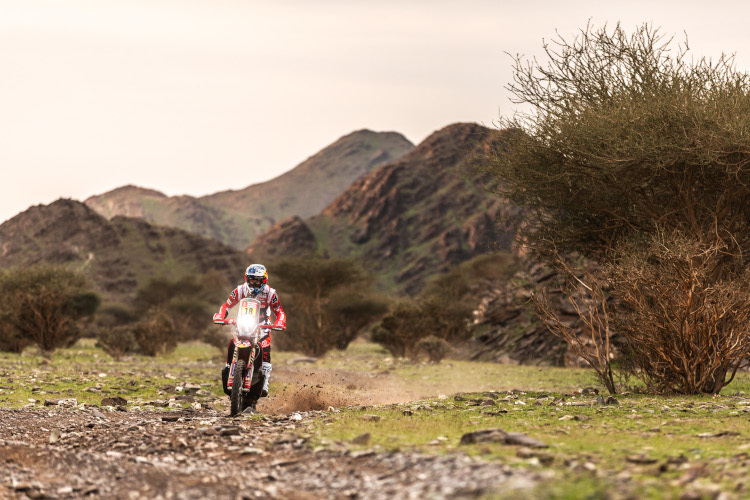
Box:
311, 385, 750, 499
0, 339, 225, 409
3, 339, 750, 498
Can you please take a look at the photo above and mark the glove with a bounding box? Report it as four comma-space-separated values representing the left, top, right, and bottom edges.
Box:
213, 312, 225, 324
272, 319, 286, 331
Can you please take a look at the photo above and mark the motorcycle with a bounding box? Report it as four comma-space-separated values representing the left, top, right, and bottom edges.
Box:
214, 297, 270, 416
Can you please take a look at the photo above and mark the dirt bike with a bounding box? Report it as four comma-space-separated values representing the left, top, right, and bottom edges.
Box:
215, 297, 270, 416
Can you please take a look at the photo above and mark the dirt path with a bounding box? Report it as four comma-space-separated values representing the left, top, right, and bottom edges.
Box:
1, 350, 549, 499
0, 407, 537, 500
257, 364, 442, 415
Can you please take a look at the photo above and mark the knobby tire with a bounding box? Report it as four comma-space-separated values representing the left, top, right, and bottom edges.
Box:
230, 359, 246, 417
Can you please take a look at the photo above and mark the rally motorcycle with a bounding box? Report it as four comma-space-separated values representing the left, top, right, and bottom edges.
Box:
215, 297, 269, 416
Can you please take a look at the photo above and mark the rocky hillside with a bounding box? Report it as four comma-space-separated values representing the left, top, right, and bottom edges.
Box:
85, 130, 414, 250
249, 123, 521, 294
0, 199, 247, 304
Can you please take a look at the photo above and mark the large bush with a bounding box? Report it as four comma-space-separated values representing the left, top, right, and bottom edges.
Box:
95, 270, 229, 358
373, 253, 517, 359
271, 256, 386, 356
0, 265, 99, 353
484, 23, 750, 393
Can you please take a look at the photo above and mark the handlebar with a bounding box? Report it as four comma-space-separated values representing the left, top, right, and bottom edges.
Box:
214, 317, 279, 330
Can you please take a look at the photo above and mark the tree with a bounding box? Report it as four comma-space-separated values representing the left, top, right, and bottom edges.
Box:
484, 23, 750, 394
271, 256, 384, 356
372, 254, 517, 359
0, 265, 99, 353
95, 271, 230, 358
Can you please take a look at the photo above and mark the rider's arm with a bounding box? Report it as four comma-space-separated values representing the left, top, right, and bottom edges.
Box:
270, 290, 286, 330
214, 286, 242, 323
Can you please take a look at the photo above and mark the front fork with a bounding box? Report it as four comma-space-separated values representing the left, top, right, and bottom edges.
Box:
227, 344, 257, 391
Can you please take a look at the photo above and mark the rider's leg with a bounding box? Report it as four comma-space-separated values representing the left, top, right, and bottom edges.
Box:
260, 338, 272, 398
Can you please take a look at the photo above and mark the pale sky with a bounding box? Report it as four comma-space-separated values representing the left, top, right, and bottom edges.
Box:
2, 1, 750, 224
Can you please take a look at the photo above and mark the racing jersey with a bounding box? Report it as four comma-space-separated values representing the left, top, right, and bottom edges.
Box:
220, 283, 285, 328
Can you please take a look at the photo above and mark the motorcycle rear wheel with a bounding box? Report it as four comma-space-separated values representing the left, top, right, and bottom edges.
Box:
230, 359, 246, 417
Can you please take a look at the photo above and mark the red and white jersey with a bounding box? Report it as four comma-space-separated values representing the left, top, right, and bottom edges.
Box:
222, 283, 285, 325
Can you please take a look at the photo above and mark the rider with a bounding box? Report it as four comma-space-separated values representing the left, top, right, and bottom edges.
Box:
213, 264, 286, 401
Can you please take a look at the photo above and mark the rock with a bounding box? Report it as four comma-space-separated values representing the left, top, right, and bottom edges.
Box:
273, 433, 301, 445
351, 433, 371, 445
626, 454, 658, 465
161, 415, 180, 423
49, 430, 60, 444
574, 414, 590, 422
241, 447, 265, 456
362, 414, 381, 422
517, 447, 554, 465
183, 383, 202, 395
558, 415, 574, 421
697, 431, 740, 438
605, 396, 619, 405
91, 409, 108, 420
460, 428, 507, 445
43, 399, 62, 406
101, 396, 127, 407
580, 387, 599, 396
481, 399, 496, 407
219, 426, 241, 437
504, 432, 549, 449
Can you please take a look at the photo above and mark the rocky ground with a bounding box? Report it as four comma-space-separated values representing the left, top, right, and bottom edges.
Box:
0, 406, 542, 500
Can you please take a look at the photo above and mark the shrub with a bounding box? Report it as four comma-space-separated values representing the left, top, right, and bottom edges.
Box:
483, 23, 750, 394
131, 307, 178, 356
271, 256, 383, 356
416, 335, 451, 363
371, 301, 430, 359
96, 325, 137, 360
0, 265, 99, 353
610, 232, 750, 394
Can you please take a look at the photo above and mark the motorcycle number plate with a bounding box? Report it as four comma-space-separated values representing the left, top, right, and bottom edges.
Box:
240, 300, 258, 317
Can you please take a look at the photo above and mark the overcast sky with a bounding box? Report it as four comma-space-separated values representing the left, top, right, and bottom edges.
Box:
2, 1, 750, 223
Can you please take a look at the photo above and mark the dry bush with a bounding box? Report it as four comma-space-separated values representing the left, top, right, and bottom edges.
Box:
131, 307, 178, 356
272, 256, 384, 356
371, 301, 430, 359
532, 260, 617, 394
96, 325, 137, 360
0, 265, 99, 353
610, 232, 750, 394
416, 335, 452, 363
0, 322, 32, 353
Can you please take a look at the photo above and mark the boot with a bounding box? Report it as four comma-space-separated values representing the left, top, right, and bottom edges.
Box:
260, 362, 272, 397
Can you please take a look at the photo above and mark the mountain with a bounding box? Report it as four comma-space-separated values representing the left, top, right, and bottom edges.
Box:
0, 199, 247, 304
248, 123, 521, 294
85, 130, 414, 250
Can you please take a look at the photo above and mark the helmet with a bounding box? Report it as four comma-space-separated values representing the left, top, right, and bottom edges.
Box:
245, 264, 268, 293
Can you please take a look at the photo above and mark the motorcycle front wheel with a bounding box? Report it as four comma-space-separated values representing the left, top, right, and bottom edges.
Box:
230, 358, 246, 417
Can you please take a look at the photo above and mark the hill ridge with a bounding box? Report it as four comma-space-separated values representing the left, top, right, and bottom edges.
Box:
85, 130, 414, 249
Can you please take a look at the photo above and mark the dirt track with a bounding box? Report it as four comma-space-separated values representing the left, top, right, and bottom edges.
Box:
0, 363, 542, 499
0, 407, 540, 500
